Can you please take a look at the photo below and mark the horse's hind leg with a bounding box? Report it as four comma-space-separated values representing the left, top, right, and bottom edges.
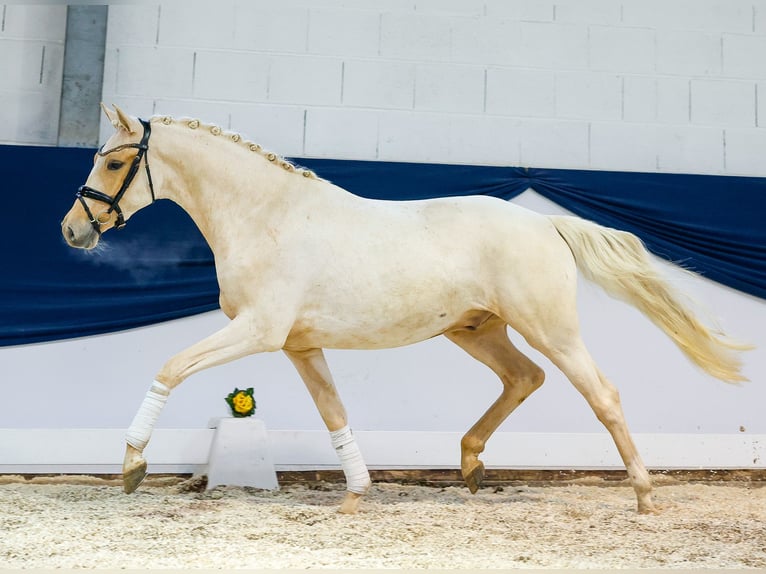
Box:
284, 348, 371, 514
445, 316, 545, 493
536, 336, 656, 514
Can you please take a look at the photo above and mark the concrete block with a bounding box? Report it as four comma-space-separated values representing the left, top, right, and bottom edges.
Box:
157, 3, 236, 49
723, 34, 766, 79
205, 418, 278, 491
623, 77, 690, 123
485, 0, 554, 22
451, 18, 522, 66
589, 26, 655, 74
590, 123, 659, 172
414, 0, 485, 16
656, 30, 722, 76
117, 46, 194, 98
378, 111, 451, 162
691, 80, 755, 127
0, 90, 60, 145
106, 5, 159, 46
380, 12, 452, 61
517, 119, 590, 168
448, 115, 522, 166
724, 128, 766, 175
555, 72, 622, 121
756, 3, 766, 34
656, 126, 724, 174
486, 68, 555, 118
268, 55, 342, 106
758, 82, 766, 127
0, 40, 60, 91
554, 0, 621, 25
517, 23, 588, 70
2, 5, 67, 41
343, 60, 415, 109
193, 51, 269, 102
304, 108, 379, 159
308, 8, 380, 57
414, 64, 485, 113
229, 103, 306, 157
234, 5, 309, 53
622, 0, 752, 33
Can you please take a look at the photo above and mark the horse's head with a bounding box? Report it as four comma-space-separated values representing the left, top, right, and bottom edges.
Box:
61, 104, 156, 249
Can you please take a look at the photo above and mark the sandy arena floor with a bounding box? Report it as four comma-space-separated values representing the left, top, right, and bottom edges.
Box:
0, 475, 764, 569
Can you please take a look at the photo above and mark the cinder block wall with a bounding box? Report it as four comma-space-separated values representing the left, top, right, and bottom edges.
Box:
101, 0, 766, 176
0, 5, 66, 145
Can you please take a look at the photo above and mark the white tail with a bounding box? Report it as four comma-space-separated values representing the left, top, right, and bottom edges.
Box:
550, 215, 751, 383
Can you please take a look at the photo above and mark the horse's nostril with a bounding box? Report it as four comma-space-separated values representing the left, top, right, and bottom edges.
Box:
66, 225, 76, 243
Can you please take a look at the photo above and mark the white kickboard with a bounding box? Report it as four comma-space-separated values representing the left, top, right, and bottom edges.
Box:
205, 418, 279, 491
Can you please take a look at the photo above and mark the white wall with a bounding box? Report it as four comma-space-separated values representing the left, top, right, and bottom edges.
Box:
101, 0, 766, 175
2, 1, 765, 470
0, 5, 66, 145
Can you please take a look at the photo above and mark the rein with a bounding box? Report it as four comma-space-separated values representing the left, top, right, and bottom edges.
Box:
76, 118, 156, 235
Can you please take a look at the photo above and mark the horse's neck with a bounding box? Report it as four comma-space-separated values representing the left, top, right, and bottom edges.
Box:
153, 125, 295, 254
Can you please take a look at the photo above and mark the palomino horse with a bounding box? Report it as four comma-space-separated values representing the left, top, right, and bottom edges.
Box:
61, 105, 748, 514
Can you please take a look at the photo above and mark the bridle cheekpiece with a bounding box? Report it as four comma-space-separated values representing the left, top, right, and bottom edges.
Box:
76, 117, 156, 235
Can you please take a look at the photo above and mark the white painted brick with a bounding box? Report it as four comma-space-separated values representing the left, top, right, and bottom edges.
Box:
233, 5, 309, 53
756, 3, 766, 34
157, 3, 236, 49
154, 99, 233, 129
517, 23, 589, 70
451, 18, 522, 66
758, 82, 766, 126
380, 12, 452, 61
555, 72, 622, 120
656, 126, 724, 174
307, 8, 380, 57
554, 0, 622, 25
0, 90, 60, 145
691, 80, 755, 127
486, 68, 555, 118
724, 128, 766, 175
106, 5, 159, 47
116, 46, 195, 98
517, 119, 590, 168
414, 64, 484, 113
589, 26, 655, 74
343, 60, 415, 109
448, 115, 522, 166
2, 5, 67, 41
590, 123, 659, 172
485, 0, 554, 22
0, 40, 57, 91
304, 108, 379, 159
656, 30, 722, 76
414, 0, 484, 16
229, 104, 306, 157
623, 77, 690, 124
193, 51, 269, 102
622, 0, 752, 33
723, 34, 766, 79
268, 55, 342, 106
378, 111, 452, 162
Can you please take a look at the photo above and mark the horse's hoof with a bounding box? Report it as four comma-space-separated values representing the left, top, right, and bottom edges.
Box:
463, 461, 485, 494
123, 459, 147, 494
338, 491, 363, 515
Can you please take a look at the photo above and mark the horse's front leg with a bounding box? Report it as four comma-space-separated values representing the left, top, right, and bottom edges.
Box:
123, 316, 283, 493
284, 348, 371, 514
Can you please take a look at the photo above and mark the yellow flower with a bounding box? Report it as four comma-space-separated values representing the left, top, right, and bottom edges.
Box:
232, 392, 253, 414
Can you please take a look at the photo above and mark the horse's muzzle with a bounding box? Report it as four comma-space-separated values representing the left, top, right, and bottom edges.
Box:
62, 217, 99, 250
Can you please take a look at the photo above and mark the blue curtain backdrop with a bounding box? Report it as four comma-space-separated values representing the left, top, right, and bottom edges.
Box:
2, 146, 764, 347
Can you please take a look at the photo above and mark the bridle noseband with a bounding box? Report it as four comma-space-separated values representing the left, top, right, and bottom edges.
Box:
76, 118, 156, 235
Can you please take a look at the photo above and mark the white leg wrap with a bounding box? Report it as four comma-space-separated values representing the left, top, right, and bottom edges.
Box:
125, 381, 170, 452
330, 425, 371, 495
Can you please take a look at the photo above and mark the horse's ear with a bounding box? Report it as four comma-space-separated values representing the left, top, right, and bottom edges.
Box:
111, 103, 138, 134
100, 102, 117, 125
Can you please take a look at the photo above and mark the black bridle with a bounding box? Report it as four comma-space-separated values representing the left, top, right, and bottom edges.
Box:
76, 118, 156, 235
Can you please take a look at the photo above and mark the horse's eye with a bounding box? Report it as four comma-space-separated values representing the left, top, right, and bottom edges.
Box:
107, 160, 124, 171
